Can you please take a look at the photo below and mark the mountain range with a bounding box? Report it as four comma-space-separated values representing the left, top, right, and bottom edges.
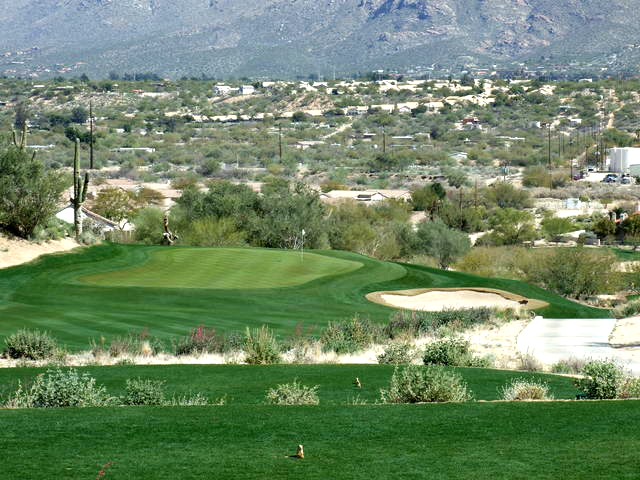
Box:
2, 0, 639, 78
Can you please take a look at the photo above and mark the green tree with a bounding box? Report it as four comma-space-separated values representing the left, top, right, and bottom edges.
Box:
483, 182, 532, 209
250, 181, 327, 249
411, 183, 446, 215
541, 216, 575, 241
539, 247, 619, 298
443, 168, 469, 189
414, 219, 471, 269
70, 106, 88, 124
621, 215, 640, 240
484, 208, 537, 246
592, 216, 616, 239
92, 187, 136, 229
0, 146, 66, 238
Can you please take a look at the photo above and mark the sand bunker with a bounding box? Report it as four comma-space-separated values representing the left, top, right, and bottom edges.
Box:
367, 287, 548, 312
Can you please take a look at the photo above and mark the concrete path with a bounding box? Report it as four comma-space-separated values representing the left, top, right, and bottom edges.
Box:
517, 317, 640, 374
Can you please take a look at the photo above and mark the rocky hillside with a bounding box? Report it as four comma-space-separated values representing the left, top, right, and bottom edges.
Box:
2, 0, 639, 77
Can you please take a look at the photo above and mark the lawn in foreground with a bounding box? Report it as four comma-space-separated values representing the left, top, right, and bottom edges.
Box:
0, 244, 610, 349
1, 401, 638, 479
0, 365, 581, 403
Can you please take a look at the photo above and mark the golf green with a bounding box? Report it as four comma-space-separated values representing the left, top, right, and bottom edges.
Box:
0, 244, 610, 349
80, 248, 363, 289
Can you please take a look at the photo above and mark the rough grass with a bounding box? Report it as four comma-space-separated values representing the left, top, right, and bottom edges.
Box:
0, 365, 581, 404
0, 244, 610, 349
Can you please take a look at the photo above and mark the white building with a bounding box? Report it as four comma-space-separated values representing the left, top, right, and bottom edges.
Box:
240, 85, 255, 95
608, 147, 640, 173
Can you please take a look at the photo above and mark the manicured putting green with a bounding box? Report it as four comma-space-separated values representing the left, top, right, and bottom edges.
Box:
80, 248, 362, 289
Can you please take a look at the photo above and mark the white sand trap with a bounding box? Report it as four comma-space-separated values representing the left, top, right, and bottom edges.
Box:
367, 288, 548, 312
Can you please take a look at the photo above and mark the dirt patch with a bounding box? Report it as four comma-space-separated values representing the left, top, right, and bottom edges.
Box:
0, 234, 81, 270
366, 287, 548, 312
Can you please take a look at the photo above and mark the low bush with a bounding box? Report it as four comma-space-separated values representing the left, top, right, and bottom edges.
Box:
422, 337, 475, 367
164, 393, 213, 406
377, 343, 415, 365
244, 326, 281, 365
379, 365, 472, 403
321, 316, 381, 354
516, 351, 544, 372
122, 378, 166, 406
91, 331, 163, 358
618, 377, 640, 399
384, 308, 495, 340
550, 357, 587, 374
265, 379, 319, 405
5, 368, 114, 408
173, 325, 243, 356
574, 359, 625, 399
3, 329, 57, 360
500, 378, 553, 401
613, 300, 640, 319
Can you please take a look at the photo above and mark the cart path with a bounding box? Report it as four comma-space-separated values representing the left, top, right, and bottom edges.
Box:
517, 317, 640, 374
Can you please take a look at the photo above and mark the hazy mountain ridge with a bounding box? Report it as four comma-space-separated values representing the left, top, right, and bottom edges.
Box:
2, 0, 639, 77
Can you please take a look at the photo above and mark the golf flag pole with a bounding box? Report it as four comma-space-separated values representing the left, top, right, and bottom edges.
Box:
301, 229, 305, 262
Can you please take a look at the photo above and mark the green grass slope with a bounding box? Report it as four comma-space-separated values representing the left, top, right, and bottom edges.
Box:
0, 365, 581, 404
1, 401, 638, 479
0, 244, 610, 349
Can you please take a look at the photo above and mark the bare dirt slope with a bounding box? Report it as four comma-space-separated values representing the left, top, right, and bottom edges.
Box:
0, 234, 80, 270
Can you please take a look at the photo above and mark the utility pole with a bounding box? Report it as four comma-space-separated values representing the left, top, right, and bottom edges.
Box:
382, 126, 386, 154
474, 178, 478, 208
89, 100, 94, 170
548, 122, 552, 190
278, 125, 283, 161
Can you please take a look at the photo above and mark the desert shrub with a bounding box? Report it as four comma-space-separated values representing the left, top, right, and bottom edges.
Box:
516, 351, 544, 372
173, 325, 243, 356
383, 307, 495, 339
500, 378, 553, 401
377, 342, 415, 364
550, 357, 587, 374
244, 326, 281, 364
164, 393, 213, 406
122, 378, 166, 406
618, 377, 640, 399
3, 329, 57, 360
91, 331, 163, 358
613, 300, 640, 319
321, 316, 381, 354
5, 368, 114, 408
265, 379, 319, 405
422, 337, 475, 366
574, 359, 625, 399
379, 365, 472, 403
77, 230, 99, 245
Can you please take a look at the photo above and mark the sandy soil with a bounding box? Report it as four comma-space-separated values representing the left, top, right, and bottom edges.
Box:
610, 316, 640, 355
367, 288, 547, 312
0, 319, 529, 370
0, 234, 80, 270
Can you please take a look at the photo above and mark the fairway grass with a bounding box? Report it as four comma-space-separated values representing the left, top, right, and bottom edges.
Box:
0, 244, 611, 349
1, 400, 638, 479
80, 248, 363, 289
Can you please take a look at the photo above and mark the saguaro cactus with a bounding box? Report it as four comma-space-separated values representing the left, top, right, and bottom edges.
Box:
11, 123, 28, 150
72, 139, 89, 238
